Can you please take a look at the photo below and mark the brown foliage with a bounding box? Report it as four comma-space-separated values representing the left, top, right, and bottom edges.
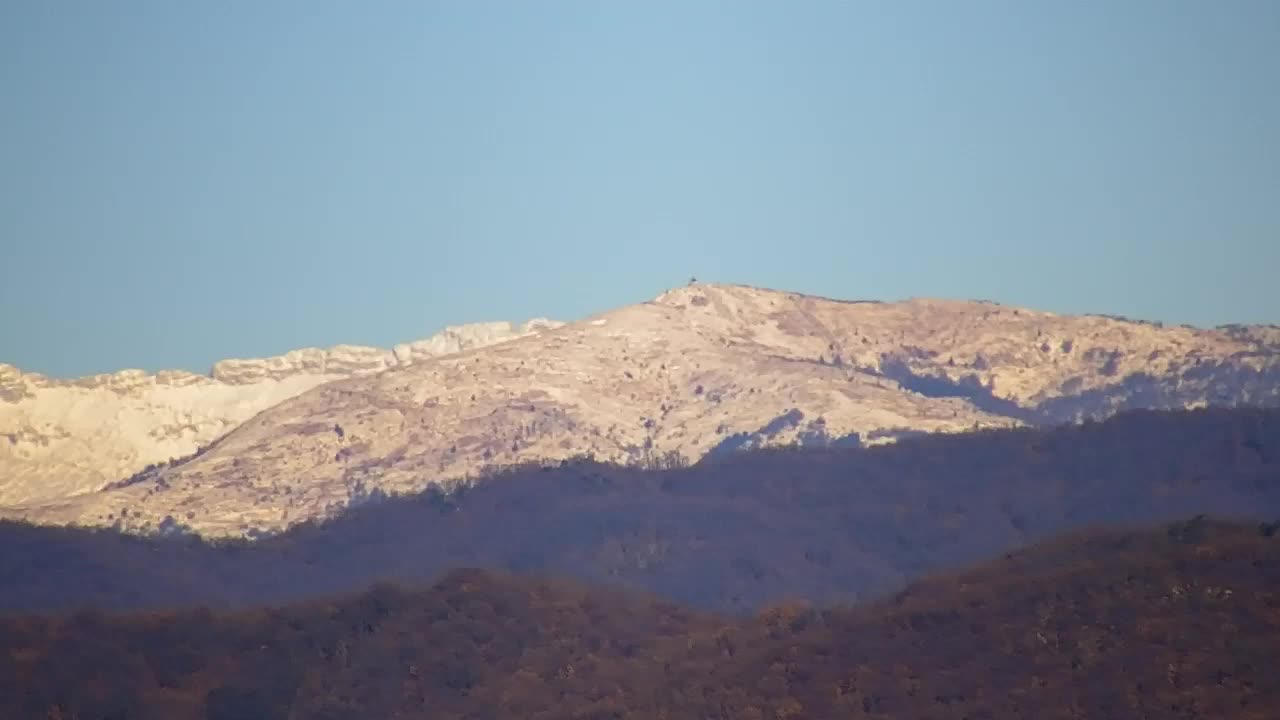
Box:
1, 520, 1278, 719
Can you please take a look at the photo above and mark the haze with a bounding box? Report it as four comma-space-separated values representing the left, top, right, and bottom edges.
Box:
2, 0, 1277, 377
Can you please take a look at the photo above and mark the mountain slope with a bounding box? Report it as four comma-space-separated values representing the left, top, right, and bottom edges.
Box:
0, 319, 560, 506
2, 407, 1276, 615
2, 519, 1277, 720
5, 283, 1278, 535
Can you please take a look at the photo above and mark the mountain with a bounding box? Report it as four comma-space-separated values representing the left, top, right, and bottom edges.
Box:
2, 406, 1276, 615
4, 283, 1278, 535
0, 319, 561, 507
3, 519, 1277, 719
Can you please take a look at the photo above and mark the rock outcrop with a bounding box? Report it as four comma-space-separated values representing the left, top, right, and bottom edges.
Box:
5, 283, 1275, 537
0, 319, 560, 506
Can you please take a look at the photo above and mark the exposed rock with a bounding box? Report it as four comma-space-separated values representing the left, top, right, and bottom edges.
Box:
208, 320, 559, 384
5, 283, 1275, 537
0, 319, 560, 506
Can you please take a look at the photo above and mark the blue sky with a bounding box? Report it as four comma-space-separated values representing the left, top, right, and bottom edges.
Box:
2, 1, 1277, 377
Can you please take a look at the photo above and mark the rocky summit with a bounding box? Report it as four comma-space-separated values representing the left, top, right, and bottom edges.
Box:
3, 283, 1278, 537
0, 319, 560, 507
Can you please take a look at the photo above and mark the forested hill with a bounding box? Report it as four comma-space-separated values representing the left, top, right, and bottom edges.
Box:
1, 406, 1276, 615
2, 519, 1278, 719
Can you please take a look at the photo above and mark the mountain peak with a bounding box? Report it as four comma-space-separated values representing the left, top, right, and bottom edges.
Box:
0, 318, 562, 507
5, 287, 1274, 537
4, 287, 1278, 536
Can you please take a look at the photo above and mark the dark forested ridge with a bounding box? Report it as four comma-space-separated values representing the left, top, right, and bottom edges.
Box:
2, 406, 1278, 615
2, 520, 1278, 720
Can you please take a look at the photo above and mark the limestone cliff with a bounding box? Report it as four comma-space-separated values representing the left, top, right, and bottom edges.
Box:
0, 319, 560, 506
6, 284, 1274, 537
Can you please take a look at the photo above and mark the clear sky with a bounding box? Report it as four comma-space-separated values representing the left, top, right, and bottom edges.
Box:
2, 1, 1277, 378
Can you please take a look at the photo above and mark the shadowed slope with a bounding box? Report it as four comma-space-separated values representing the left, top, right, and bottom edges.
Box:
9, 283, 1278, 536
2, 520, 1277, 719
1, 406, 1277, 615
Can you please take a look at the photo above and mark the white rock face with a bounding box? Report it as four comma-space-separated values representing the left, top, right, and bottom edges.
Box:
0, 319, 561, 506
5, 283, 1276, 538
208, 320, 560, 384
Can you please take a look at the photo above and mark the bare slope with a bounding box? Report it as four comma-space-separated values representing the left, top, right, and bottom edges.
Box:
0, 319, 560, 506
1, 406, 1276, 615
5, 283, 1277, 536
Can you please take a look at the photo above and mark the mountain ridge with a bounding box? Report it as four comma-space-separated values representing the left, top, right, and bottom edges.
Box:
4, 283, 1278, 535
0, 318, 562, 506
2, 405, 1275, 615
3, 518, 1277, 719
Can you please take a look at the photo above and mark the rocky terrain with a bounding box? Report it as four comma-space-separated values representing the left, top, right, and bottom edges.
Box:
0, 319, 560, 507
3, 407, 1275, 615
3, 283, 1278, 536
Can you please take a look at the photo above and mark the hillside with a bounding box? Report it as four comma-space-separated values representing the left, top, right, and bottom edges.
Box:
6, 283, 1278, 536
2, 519, 1277, 719
1, 406, 1276, 615
0, 319, 560, 508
